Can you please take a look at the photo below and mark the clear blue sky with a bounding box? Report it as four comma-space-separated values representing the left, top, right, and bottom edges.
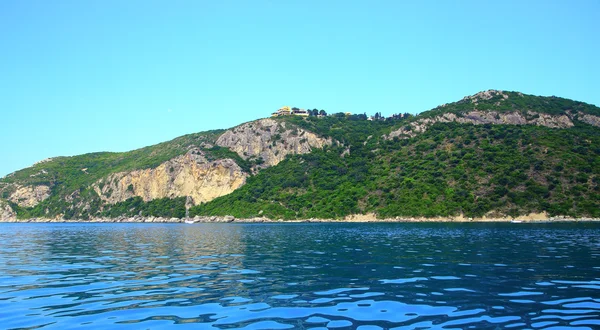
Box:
1, 0, 599, 177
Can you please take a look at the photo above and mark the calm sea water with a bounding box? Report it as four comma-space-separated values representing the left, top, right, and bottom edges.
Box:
1, 223, 600, 330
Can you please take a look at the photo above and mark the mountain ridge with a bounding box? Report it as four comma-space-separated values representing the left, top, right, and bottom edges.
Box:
2, 90, 600, 221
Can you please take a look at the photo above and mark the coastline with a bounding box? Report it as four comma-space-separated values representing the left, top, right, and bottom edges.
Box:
2, 214, 600, 223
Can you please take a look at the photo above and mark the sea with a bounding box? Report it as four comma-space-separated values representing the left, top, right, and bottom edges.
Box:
1, 222, 599, 329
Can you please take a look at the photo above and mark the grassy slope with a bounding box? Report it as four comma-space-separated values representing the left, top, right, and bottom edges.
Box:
2, 130, 224, 189
0, 129, 249, 219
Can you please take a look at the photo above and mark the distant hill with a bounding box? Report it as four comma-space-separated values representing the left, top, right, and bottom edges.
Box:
2, 90, 599, 221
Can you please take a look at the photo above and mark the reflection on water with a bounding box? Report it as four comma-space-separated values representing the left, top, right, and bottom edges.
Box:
1, 223, 599, 329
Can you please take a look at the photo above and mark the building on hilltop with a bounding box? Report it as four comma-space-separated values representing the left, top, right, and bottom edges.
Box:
271, 106, 291, 117
271, 106, 309, 117
292, 108, 309, 117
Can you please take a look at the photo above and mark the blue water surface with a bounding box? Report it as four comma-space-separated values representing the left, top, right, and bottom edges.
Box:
1, 222, 599, 329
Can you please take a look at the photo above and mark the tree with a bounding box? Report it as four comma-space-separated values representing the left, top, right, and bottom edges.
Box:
319, 109, 327, 116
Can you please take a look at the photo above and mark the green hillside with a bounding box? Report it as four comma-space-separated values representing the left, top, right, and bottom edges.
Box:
190, 92, 600, 219
2, 91, 600, 220
0, 129, 246, 219
191, 119, 600, 219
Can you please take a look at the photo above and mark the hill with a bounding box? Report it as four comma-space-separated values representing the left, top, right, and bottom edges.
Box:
2, 90, 600, 221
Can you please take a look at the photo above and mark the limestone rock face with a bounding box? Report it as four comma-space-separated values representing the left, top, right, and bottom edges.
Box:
578, 112, 600, 127
456, 111, 574, 128
94, 150, 247, 205
388, 111, 575, 139
8, 185, 51, 207
0, 200, 16, 221
216, 118, 332, 168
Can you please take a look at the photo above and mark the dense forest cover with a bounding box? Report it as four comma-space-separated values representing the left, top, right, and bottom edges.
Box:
190, 118, 600, 219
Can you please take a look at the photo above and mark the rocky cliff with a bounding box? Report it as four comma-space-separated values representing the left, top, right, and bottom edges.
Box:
579, 113, 600, 127
7, 185, 51, 208
388, 111, 580, 139
216, 118, 332, 168
0, 200, 15, 221
92, 119, 332, 206
94, 149, 247, 205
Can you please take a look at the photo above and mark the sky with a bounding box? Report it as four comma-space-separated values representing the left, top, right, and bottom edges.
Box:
1, 0, 599, 177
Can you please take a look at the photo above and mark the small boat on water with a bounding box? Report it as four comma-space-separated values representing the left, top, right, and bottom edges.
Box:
510, 220, 523, 223
184, 219, 195, 224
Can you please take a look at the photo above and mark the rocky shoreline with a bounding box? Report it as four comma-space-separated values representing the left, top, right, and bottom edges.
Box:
2, 215, 600, 223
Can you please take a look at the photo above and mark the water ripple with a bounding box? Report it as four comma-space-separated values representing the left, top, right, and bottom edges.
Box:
1, 222, 600, 329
